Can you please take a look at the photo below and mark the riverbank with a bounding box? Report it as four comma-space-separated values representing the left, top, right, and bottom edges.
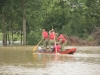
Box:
0, 41, 22, 46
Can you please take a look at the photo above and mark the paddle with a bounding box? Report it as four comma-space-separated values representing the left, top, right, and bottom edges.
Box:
51, 25, 57, 54
54, 36, 57, 54
33, 39, 42, 52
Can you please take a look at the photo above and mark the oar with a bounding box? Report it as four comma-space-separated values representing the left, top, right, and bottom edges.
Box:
53, 30, 57, 54
51, 26, 57, 54
33, 39, 42, 52
55, 39, 57, 54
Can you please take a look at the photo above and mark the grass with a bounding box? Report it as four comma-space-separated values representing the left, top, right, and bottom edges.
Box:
86, 35, 94, 42
0, 32, 21, 41
0, 33, 2, 40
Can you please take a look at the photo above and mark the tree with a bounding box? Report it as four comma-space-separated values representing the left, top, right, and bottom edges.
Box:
22, 0, 26, 45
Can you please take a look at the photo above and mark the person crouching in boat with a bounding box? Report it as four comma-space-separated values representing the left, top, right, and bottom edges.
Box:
58, 34, 67, 51
52, 43, 61, 52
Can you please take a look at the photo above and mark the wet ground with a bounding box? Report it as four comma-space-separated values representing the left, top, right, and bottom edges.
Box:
0, 46, 100, 75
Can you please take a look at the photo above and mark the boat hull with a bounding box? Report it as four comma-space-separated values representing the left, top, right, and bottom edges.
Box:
38, 48, 76, 54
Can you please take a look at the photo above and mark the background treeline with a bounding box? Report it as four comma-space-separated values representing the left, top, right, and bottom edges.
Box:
0, 0, 100, 46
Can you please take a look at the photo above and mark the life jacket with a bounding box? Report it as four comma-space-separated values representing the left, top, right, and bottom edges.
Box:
49, 32, 55, 40
54, 44, 61, 52
42, 31, 48, 38
58, 34, 66, 43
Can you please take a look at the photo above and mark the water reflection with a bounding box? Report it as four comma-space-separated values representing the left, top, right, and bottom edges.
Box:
0, 46, 100, 75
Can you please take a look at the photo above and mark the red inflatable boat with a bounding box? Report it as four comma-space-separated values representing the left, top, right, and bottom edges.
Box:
38, 48, 76, 54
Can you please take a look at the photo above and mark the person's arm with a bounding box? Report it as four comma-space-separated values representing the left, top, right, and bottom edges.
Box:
42, 33, 44, 39
49, 30, 52, 35
49, 29, 54, 34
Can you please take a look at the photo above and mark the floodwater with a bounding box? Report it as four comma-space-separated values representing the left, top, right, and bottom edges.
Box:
0, 46, 100, 75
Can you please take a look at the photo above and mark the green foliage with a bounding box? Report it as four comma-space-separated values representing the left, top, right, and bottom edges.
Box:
27, 30, 41, 45
0, 33, 2, 40
13, 37, 17, 41
86, 35, 94, 42
0, 0, 100, 45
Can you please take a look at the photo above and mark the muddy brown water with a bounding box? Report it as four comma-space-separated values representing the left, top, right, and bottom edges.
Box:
0, 46, 100, 75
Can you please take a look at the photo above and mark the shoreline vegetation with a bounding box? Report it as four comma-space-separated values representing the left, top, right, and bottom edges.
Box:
0, 0, 100, 47
0, 27, 100, 46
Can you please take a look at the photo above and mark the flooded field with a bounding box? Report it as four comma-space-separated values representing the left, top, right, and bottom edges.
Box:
0, 46, 100, 75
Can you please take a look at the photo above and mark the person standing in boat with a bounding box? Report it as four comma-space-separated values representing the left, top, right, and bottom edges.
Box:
42, 29, 49, 50
58, 34, 67, 51
48, 29, 56, 51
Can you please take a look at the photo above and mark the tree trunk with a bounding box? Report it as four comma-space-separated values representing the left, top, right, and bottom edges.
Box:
21, 30, 23, 45
22, 0, 26, 45
11, 28, 14, 46
2, 13, 7, 46
8, 32, 10, 45
8, 20, 11, 45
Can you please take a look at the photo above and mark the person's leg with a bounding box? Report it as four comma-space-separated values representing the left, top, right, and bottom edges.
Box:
48, 39, 52, 51
62, 41, 67, 51
43, 39, 46, 50
58, 39, 63, 51
60, 44, 63, 51
45, 38, 48, 50
49, 40, 55, 51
